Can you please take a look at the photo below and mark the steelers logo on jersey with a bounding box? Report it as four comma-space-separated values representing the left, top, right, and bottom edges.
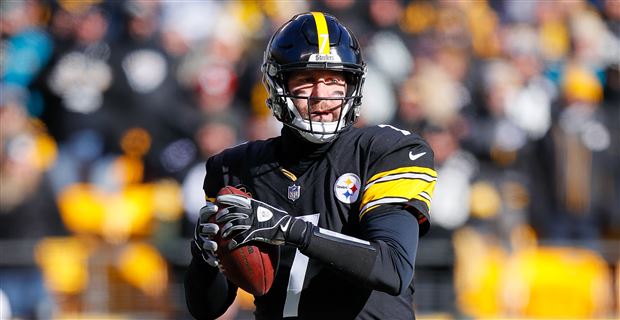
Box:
334, 173, 361, 204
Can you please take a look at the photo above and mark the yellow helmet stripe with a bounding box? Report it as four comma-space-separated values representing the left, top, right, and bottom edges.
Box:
311, 12, 330, 54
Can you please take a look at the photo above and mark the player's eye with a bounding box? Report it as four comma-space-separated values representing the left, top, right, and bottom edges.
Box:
297, 77, 313, 85
326, 78, 343, 85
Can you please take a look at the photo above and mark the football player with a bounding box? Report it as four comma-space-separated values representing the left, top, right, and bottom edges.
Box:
185, 12, 437, 319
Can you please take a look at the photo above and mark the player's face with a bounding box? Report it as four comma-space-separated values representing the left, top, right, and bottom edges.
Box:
287, 70, 347, 122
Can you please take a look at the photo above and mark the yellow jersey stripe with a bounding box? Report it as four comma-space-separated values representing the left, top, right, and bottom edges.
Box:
367, 166, 437, 185
363, 178, 436, 205
360, 204, 381, 217
359, 197, 433, 220
280, 168, 298, 182
411, 194, 432, 210
364, 172, 436, 191
359, 178, 436, 218
311, 12, 330, 54
359, 197, 408, 219
419, 191, 432, 200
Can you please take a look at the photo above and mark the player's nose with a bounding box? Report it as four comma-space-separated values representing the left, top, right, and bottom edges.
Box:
311, 81, 330, 98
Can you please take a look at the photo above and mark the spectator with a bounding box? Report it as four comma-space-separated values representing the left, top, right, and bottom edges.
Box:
106, 0, 200, 180
528, 62, 610, 242
0, 0, 53, 117
0, 93, 66, 319
40, 3, 114, 194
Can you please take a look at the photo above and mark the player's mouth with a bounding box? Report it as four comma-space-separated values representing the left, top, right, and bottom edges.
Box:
310, 111, 334, 122
310, 106, 340, 122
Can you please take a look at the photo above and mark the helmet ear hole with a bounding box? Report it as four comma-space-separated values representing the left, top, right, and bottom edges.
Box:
344, 73, 359, 96
280, 73, 292, 95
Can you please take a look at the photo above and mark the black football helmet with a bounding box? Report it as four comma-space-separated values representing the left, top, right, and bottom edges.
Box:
262, 12, 367, 143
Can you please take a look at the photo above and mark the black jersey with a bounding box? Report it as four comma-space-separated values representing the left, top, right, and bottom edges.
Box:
203, 125, 437, 319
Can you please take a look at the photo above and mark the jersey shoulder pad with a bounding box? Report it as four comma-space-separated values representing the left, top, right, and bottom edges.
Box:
358, 125, 430, 162
204, 138, 278, 199
209, 138, 277, 170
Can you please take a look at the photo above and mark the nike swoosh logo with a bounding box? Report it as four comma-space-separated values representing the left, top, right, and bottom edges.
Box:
409, 151, 426, 161
280, 218, 291, 232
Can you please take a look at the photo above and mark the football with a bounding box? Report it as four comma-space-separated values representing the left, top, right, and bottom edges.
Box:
211, 186, 278, 296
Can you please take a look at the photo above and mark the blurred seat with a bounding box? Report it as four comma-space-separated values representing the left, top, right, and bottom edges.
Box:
502, 246, 612, 318
35, 237, 91, 295
453, 227, 508, 318
454, 225, 613, 319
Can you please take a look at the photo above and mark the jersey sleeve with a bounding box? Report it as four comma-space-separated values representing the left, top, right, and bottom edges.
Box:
203, 142, 258, 202
358, 125, 437, 235
203, 154, 225, 203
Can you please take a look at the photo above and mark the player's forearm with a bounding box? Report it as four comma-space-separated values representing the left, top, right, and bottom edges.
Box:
184, 258, 237, 319
289, 221, 378, 286
286, 211, 418, 295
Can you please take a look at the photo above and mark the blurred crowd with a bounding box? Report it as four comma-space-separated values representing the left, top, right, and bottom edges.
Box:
1, 0, 619, 319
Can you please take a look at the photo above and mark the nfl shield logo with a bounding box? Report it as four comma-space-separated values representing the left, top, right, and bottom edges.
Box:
288, 184, 301, 201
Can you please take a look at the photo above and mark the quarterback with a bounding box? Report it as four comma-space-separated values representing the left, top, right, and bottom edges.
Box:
185, 12, 437, 319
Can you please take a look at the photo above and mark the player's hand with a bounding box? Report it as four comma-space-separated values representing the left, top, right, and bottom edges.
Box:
192, 202, 221, 267
215, 194, 295, 249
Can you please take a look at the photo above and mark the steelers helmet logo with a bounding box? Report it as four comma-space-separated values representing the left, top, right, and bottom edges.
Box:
334, 173, 361, 204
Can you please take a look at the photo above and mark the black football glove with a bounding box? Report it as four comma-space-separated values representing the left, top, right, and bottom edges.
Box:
216, 194, 305, 250
192, 202, 221, 267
